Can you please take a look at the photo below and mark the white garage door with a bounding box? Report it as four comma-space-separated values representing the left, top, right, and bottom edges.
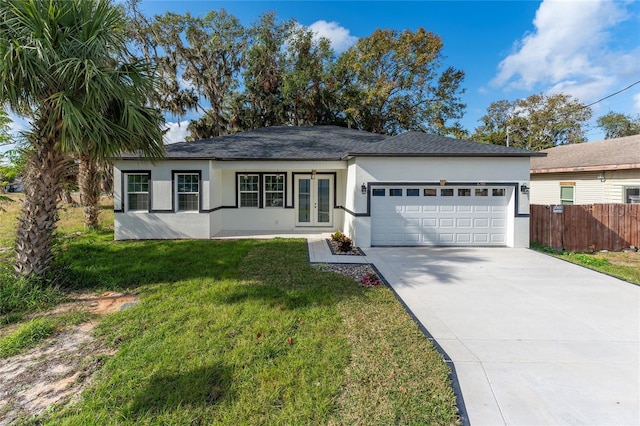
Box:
371, 186, 509, 246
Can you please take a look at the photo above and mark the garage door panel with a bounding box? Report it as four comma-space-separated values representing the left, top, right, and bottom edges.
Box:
491, 218, 505, 227
456, 233, 472, 243
371, 186, 509, 246
439, 218, 455, 228
405, 233, 420, 244
473, 234, 489, 243
422, 218, 437, 227
474, 218, 490, 228
457, 218, 472, 228
491, 234, 506, 243
439, 233, 454, 243
422, 233, 438, 243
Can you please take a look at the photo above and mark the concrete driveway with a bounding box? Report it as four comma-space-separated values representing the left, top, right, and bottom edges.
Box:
365, 247, 640, 426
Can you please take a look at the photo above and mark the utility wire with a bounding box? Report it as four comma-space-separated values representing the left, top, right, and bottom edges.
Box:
583, 80, 640, 109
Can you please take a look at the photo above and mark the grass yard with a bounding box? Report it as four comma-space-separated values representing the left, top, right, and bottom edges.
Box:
531, 242, 640, 286
0, 195, 460, 425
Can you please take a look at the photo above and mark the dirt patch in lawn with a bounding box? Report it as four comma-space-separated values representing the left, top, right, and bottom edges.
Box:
600, 250, 640, 268
0, 292, 137, 425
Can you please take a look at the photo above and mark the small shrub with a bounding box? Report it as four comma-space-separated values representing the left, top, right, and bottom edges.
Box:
361, 274, 381, 287
331, 230, 344, 242
331, 230, 354, 253
338, 237, 353, 253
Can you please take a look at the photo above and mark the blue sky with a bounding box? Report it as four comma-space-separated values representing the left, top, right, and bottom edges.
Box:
4, 0, 640, 146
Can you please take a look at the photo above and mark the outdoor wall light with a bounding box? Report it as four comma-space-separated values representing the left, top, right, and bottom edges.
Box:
361, 183, 367, 194
520, 184, 529, 194
311, 169, 316, 179
597, 172, 606, 182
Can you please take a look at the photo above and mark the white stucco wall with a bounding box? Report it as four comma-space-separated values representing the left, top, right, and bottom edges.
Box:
114, 160, 211, 239
114, 159, 346, 239
345, 156, 532, 248
114, 156, 531, 247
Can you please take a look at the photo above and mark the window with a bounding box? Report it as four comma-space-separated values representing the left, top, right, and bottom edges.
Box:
372, 188, 386, 196
389, 188, 403, 196
239, 175, 259, 207
424, 188, 437, 196
475, 188, 488, 197
407, 188, 419, 196
560, 186, 574, 205
458, 188, 471, 197
126, 173, 149, 211
176, 173, 199, 211
625, 187, 640, 204
264, 174, 284, 207
492, 188, 505, 197
441, 188, 454, 196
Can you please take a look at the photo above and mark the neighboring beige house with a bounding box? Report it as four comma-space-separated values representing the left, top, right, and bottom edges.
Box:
114, 126, 539, 247
530, 134, 640, 205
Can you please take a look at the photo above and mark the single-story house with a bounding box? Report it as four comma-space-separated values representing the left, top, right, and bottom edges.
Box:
530, 134, 640, 205
114, 126, 539, 247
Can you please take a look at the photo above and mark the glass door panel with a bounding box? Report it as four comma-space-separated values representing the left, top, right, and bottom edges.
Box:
298, 178, 311, 223
317, 179, 330, 223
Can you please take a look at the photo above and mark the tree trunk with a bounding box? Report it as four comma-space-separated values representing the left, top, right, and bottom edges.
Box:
62, 189, 75, 205
15, 134, 67, 277
78, 154, 100, 229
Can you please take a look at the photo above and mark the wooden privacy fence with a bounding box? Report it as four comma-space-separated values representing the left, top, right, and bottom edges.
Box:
530, 204, 640, 252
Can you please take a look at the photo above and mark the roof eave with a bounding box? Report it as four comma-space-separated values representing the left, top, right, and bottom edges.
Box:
531, 163, 640, 174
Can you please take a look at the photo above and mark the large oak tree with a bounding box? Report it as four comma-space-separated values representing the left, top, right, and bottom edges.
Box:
472, 93, 592, 150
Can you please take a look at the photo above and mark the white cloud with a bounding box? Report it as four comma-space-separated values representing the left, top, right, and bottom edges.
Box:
308, 20, 357, 53
6, 111, 30, 137
163, 121, 190, 144
633, 93, 640, 114
491, 0, 637, 103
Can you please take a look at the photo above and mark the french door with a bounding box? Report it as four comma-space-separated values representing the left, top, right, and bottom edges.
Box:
295, 175, 333, 226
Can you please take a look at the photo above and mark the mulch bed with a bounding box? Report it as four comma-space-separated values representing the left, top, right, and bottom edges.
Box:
326, 239, 365, 256
313, 263, 384, 287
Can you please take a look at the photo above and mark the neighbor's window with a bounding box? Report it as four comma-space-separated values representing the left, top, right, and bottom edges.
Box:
126, 173, 149, 211
625, 187, 640, 204
560, 186, 574, 205
264, 174, 284, 207
176, 173, 199, 211
239, 175, 259, 207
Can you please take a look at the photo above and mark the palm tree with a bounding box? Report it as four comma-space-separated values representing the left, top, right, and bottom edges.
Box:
0, 0, 165, 277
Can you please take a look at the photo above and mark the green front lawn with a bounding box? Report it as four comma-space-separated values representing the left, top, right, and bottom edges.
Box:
0, 203, 459, 424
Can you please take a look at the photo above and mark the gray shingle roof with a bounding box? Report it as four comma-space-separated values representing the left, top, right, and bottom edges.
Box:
120, 125, 541, 160
530, 134, 640, 173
